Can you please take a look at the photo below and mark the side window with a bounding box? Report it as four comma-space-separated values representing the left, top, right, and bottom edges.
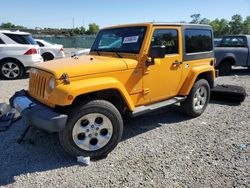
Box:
0, 37, 5, 44
231, 37, 245, 46
220, 37, 246, 47
220, 37, 231, 46
151, 29, 179, 55
4, 33, 27, 44
3, 33, 37, 45
185, 29, 213, 54
36, 41, 45, 47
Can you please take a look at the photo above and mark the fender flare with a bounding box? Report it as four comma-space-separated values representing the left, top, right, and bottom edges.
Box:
217, 53, 236, 66
49, 77, 136, 110
179, 66, 215, 95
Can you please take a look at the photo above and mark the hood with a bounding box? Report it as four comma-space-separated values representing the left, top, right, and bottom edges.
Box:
32, 55, 129, 79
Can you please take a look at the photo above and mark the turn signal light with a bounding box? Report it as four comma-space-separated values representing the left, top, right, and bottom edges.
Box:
67, 95, 73, 100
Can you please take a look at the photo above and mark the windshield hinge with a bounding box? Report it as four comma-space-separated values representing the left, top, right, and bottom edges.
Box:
60, 73, 70, 85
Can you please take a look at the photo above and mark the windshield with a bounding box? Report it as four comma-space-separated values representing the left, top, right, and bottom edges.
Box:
91, 26, 147, 54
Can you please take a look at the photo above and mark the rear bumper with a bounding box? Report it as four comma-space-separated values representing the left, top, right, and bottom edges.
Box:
10, 90, 68, 132
54, 51, 65, 59
19, 54, 44, 67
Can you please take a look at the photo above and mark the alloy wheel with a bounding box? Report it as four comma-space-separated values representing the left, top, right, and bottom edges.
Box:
1, 62, 20, 79
193, 86, 208, 111
72, 113, 113, 151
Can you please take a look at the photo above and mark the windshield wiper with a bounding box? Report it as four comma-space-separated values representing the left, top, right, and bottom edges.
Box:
109, 49, 123, 58
95, 50, 101, 56
115, 52, 122, 58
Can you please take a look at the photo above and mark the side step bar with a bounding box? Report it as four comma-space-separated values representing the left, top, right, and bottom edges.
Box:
130, 96, 186, 117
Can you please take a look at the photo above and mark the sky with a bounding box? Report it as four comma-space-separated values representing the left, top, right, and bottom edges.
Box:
0, 0, 250, 29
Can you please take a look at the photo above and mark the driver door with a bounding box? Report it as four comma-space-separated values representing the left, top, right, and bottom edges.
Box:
143, 26, 183, 103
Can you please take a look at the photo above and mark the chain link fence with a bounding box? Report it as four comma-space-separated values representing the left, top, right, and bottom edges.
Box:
33, 35, 96, 48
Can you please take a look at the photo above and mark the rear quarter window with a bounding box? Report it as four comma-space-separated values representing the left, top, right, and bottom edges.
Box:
4, 33, 37, 45
185, 29, 213, 54
36, 41, 45, 47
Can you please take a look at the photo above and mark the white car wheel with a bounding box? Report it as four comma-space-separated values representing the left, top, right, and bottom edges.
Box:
0, 61, 23, 80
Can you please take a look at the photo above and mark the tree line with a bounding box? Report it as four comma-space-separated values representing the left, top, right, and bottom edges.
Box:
190, 14, 250, 37
1, 14, 249, 37
0, 22, 100, 35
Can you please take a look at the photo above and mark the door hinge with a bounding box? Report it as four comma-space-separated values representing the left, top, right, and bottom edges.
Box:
143, 88, 150, 95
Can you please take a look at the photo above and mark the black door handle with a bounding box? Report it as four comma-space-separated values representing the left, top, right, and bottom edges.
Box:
172, 61, 183, 66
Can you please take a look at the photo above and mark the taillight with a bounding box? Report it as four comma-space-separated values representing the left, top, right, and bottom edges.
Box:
24, 48, 37, 55
60, 48, 64, 52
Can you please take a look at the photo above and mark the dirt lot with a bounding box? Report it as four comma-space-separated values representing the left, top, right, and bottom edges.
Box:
0, 64, 249, 187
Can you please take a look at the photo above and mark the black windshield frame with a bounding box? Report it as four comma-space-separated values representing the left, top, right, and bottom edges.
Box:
91, 26, 147, 54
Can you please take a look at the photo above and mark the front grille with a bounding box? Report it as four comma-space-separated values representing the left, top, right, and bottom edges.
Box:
29, 71, 48, 98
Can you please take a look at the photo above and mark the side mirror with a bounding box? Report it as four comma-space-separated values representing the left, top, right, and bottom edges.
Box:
147, 45, 165, 66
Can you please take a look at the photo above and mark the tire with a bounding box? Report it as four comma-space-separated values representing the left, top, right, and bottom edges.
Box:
59, 100, 123, 159
42, 53, 54, 61
0, 59, 24, 80
181, 79, 210, 117
217, 61, 232, 76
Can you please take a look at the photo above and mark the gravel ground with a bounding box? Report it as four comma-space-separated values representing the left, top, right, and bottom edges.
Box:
0, 64, 249, 187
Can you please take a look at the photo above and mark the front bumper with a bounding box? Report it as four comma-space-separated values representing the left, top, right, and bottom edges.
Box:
10, 90, 68, 132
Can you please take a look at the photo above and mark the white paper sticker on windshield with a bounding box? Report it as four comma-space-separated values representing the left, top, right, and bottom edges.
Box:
123, 36, 139, 44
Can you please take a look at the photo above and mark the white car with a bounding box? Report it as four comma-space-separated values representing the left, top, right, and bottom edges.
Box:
0, 30, 43, 80
35, 39, 65, 61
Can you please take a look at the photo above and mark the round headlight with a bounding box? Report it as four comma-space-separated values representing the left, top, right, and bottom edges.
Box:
49, 78, 55, 90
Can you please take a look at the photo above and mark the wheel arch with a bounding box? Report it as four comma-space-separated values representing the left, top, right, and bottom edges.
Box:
179, 66, 215, 96
0, 57, 24, 68
71, 89, 130, 114
42, 51, 55, 59
51, 77, 136, 112
195, 71, 214, 88
217, 56, 236, 67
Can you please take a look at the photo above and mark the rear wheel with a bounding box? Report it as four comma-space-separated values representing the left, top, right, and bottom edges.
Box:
0, 60, 24, 80
42, 53, 54, 61
181, 79, 210, 117
217, 61, 232, 76
59, 100, 123, 159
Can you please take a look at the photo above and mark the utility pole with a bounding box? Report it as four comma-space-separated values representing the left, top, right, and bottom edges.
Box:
72, 17, 75, 29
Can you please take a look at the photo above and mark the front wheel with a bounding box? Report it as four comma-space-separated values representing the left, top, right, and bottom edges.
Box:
59, 100, 123, 159
181, 79, 210, 117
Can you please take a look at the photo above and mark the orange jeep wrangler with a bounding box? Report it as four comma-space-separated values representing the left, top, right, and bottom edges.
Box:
10, 23, 216, 159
